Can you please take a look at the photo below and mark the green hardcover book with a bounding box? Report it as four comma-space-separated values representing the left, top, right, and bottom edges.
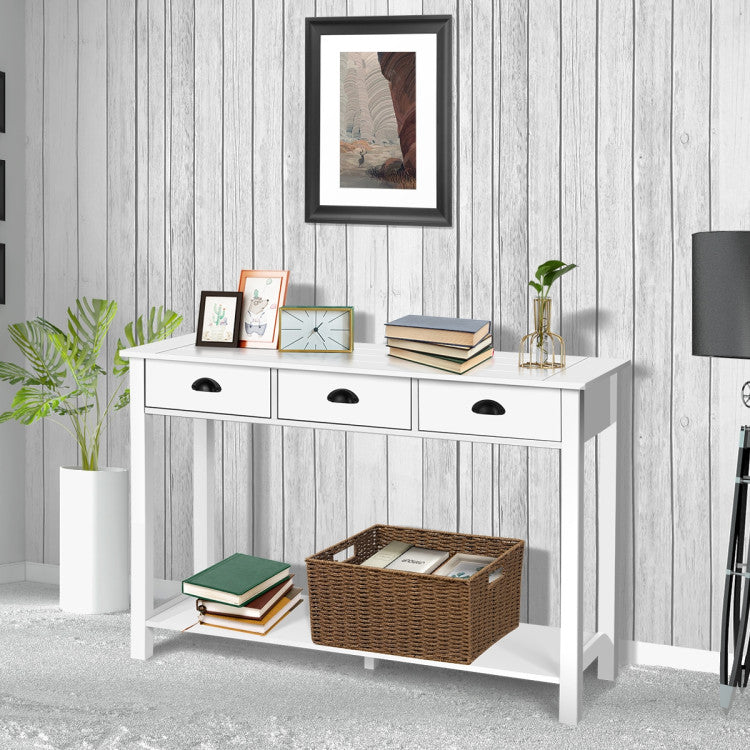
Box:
182, 553, 291, 606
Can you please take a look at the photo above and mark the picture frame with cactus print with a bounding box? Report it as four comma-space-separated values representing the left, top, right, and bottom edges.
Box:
195, 291, 243, 347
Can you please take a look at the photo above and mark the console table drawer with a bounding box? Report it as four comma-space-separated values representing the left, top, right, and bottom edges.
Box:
146, 360, 271, 417
277, 370, 412, 429
418, 381, 561, 441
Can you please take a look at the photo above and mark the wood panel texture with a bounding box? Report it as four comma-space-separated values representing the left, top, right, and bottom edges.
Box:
21, 0, 748, 649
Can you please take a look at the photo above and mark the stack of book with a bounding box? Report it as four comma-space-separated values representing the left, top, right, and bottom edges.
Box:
385, 315, 493, 374
182, 552, 302, 636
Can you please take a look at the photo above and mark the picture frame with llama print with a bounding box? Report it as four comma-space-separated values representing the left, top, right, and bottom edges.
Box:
195, 291, 243, 347
237, 269, 290, 349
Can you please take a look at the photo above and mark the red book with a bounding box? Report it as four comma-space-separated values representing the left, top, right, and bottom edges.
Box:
195, 576, 294, 620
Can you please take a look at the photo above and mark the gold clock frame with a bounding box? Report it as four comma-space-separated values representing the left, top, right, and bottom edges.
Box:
278, 306, 354, 353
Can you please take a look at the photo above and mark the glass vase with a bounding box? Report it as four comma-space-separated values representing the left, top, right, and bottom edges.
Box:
519, 297, 565, 369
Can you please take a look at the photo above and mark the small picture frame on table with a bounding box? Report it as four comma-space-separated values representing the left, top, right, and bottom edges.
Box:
195, 291, 243, 347
238, 269, 290, 349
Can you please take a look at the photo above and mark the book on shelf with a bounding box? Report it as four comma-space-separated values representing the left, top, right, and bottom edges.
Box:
196, 576, 294, 620
388, 344, 494, 374
360, 540, 412, 568
198, 587, 303, 635
433, 554, 498, 580
385, 333, 492, 359
385, 547, 450, 574
385, 315, 491, 347
182, 552, 291, 606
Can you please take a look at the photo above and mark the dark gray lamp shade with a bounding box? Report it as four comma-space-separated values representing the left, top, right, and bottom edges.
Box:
693, 231, 750, 358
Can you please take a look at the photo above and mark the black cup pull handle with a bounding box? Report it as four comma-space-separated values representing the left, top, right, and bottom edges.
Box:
191, 377, 222, 393
471, 399, 505, 416
327, 388, 359, 405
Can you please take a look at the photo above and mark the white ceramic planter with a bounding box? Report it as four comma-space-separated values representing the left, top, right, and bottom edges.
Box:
59, 466, 129, 614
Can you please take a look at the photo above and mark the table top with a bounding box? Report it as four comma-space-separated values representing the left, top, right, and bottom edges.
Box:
121, 334, 630, 391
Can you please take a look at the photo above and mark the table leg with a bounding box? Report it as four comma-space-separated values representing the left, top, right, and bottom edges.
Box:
559, 390, 584, 725
193, 419, 217, 573
130, 358, 153, 660
596, 372, 619, 681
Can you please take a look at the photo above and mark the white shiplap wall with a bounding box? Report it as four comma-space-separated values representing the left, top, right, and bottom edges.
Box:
21, 0, 750, 650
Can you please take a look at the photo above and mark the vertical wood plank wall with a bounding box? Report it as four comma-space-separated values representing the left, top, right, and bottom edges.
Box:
22, 0, 750, 650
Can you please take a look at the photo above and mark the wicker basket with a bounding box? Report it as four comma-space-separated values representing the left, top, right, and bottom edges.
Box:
305, 524, 524, 665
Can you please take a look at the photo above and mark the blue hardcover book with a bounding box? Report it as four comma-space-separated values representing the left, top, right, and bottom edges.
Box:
385, 315, 491, 347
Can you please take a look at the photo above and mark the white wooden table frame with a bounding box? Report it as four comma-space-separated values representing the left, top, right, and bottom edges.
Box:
122, 335, 630, 725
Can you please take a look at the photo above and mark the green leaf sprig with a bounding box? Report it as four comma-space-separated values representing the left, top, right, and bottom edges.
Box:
528, 259, 577, 299
0, 298, 182, 471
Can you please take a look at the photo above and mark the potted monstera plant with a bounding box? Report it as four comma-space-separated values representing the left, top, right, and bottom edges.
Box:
0, 298, 181, 613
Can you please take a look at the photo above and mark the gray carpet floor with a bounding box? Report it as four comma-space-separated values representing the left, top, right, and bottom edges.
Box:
0, 582, 747, 750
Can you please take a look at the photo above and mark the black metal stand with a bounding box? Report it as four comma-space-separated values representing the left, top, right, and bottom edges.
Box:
720, 425, 750, 709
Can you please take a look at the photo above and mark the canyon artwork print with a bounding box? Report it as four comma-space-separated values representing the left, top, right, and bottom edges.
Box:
339, 51, 416, 189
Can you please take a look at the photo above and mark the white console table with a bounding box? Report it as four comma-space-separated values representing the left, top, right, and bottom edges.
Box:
122, 335, 630, 725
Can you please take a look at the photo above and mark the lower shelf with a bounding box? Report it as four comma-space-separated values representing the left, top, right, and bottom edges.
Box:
145, 595, 606, 684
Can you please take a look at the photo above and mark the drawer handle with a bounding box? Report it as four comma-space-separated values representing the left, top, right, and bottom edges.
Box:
471, 399, 505, 416
327, 388, 359, 405
191, 377, 222, 393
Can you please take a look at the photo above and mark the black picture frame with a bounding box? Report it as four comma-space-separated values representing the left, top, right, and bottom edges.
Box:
0, 160, 4, 221
0, 244, 5, 305
195, 291, 243, 347
305, 15, 452, 227
0, 72, 5, 133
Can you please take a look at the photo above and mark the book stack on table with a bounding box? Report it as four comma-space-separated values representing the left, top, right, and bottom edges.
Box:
385, 315, 494, 374
182, 553, 301, 635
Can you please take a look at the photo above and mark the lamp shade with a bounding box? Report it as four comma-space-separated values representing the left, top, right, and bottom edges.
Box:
693, 231, 750, 358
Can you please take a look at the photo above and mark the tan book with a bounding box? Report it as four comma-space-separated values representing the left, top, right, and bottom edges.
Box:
198, 587, 303, 635
388, 345, 494, 374
360, 541, 412, 568
385, 334, 492, 359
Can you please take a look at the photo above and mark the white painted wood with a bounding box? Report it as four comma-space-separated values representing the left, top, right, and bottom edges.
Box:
222, 0, 255, 559
671, 0, 712, 650
165, 0, 196, 580
597, 0, 634, 643
24, 0, 44, 566
146, 595, 564, 684
42, 0, 79, 564
278, 371, 411, 430
252, 0, 285, 563
709, 0, 750, 653
596, 375, 618, 680
194, 0, 225, 563
193, 420, 217, 573
559, 389, 584, 724
106, 0, 136, 479
78, 0, 107, 301
125, 336, 622, 389
129, 358, 153, 659
560, 0, 598, 640
633, 0, 674, 646
495, 0, 530, 619
527, 0, 562, 628
146, 360, 272, 417
419, 382, 561, 442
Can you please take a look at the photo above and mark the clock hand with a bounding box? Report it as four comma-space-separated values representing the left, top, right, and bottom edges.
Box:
317, 329, 326, 343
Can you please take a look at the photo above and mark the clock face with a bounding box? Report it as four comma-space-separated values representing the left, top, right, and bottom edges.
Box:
279, 308, 353, 352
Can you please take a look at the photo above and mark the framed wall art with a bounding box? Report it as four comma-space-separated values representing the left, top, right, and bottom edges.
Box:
237, 270, 290, 349
305, 15, 452, 227
195, 291, 243, 347
0, 72, 5, 133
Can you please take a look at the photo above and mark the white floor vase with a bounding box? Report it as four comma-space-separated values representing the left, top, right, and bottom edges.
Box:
59, 467, 129, 614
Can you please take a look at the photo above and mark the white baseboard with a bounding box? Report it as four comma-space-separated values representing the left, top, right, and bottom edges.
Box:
622, 639, 719, 675
10, 563, 722, 674
25, 561, 59, 584
0, 562, 26, 583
